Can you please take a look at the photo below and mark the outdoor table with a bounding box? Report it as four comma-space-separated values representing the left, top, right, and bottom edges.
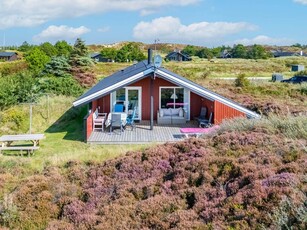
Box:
0, 134, 45, 147
105, 112, 127, 128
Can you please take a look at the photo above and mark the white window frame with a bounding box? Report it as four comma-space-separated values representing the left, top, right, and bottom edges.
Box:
159, 86, 190, 120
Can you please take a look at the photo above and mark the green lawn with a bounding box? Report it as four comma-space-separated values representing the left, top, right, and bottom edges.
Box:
0, 96, 151, 178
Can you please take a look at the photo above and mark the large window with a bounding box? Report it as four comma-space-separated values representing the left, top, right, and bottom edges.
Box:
160, 88, 184, 108
160, 87, 190, 119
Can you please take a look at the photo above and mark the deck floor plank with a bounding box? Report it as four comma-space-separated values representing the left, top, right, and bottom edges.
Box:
88, 121, 196, 144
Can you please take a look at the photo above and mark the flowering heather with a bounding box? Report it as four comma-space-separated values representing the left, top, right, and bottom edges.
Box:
0, 117, 306, 229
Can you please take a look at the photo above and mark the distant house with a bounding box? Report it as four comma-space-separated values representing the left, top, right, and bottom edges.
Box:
165, 51, 191, 62
272, 50, 307, 58
90, 53, 112, 62
291, 64, 304, 72
0, 52, 18, 61
220, 50, 232, 58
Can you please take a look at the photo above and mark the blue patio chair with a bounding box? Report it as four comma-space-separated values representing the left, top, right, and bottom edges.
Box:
114, 104, 124, 112
126, 107, 137, 130
110, 113, 124, 134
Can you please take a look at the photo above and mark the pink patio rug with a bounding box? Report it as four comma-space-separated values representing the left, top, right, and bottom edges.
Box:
180, 125, 220, 137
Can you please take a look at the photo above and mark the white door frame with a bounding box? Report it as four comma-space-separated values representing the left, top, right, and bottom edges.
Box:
125, 86, 142, 120
110, 87, 142, 120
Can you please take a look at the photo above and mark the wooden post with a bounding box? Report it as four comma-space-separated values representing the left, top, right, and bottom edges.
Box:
47, 94, 50, 121
29, 103, 32, 134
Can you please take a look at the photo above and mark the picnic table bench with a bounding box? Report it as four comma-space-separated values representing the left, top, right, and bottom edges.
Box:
180, 125, 219, 138
0, 146, 39, 155
0, 134, 45, 156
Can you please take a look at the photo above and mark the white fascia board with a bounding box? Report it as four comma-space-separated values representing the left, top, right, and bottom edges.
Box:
73, 68, 154, 107
156, 69, 260, 119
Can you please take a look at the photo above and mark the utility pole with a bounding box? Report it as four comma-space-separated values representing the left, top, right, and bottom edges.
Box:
154, 38, 159, 54
3, 33, 5, 50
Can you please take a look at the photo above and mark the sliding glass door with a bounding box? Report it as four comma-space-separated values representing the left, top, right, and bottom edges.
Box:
126, 88, 141, 120
111, 87, 141, 120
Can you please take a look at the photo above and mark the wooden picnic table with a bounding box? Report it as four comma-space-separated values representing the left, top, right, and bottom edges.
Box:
0, 134, 45, 155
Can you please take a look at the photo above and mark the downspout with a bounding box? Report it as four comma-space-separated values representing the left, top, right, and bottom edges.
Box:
150, 76, 154, 130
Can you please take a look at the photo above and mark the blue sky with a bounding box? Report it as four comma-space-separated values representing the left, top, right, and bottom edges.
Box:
1, 0, 307, 47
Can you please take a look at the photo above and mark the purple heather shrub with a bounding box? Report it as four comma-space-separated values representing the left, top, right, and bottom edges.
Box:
46, 220, 75, 230
63, 200, 100, 228
262, 173, 299, 187
4, 120, 306, 229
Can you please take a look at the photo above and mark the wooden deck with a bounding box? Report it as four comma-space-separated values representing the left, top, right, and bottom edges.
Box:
88, 121, 198, 144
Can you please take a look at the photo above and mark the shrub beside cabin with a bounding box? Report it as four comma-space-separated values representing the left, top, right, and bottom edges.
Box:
73, 50, 260, 142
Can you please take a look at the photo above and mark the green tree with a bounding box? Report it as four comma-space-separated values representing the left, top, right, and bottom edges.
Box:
55, 40, 72, 57
232, 44, 247, 58
247, 44, 270, 59
24, 47, 50, 73
71, 38, 88, 57
0, 73, 37, 110
69, 38, 96, 87
42, 56, 71, 77
211, 47, 223, 58
100, 47, 117, 60
39, 42, 58, 57
182, 45, 199, 56
18, 41, 34, 52
115, 43, 145, 62
291, 43, 302, 48
115, 49, 128, 62
196, 48, 213, 59
37, 76, 83, 97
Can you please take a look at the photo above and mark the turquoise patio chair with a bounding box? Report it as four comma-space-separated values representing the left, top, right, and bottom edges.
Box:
126, 107, 137, 130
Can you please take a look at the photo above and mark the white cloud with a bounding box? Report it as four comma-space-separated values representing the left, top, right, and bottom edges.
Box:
33, 25, 90, 42
133, 16, 256, 43
294, 0, 307, 5
0, 0, 199, 29
232, 35, 293, 46
140, 9, 157, 16
97, 27, 110, 33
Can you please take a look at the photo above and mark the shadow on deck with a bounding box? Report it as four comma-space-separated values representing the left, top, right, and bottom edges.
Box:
88, 121, 198, 144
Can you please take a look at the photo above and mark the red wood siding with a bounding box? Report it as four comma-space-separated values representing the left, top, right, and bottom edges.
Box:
214, 100, 245, 124
85, 100, 97, 139
86, 112, 93, 140
129, 76, 176, 120
97, 95, 110, 113
190, 92, 214, 122
202, 99, 215, 123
